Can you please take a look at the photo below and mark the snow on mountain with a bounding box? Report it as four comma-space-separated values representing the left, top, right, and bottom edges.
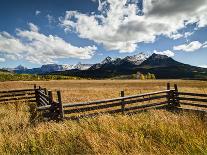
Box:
74, 63, 92, 70
123, 52, 149, 65
14, 65, 28, 70
6, 52, 149, 74
62, 63, 92, 70
10, 63, 93, 74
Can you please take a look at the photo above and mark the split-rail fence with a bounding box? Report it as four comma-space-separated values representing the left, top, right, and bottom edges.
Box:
1, 83, 207, 120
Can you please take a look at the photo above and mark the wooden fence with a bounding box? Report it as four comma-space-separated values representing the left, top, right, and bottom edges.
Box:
0, 88, 36, 104
1, 83, 207, 120
36, 83, 189, 120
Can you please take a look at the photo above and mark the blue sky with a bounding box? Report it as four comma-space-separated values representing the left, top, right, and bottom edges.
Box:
0, 0, 207, 68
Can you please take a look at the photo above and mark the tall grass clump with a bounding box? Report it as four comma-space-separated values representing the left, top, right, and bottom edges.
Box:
0, 105, 207, 155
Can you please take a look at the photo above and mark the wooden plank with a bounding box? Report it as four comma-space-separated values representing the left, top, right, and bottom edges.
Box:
124, 101, 168, 112
0, 99, 36, 104
0, 89, 34, 94
39, 97, 48, 106
0, 92, 35, 98
65, 109, 123, 120
179, 92, 207, 98
38, 90, 49, 100
39, 95, 49, 105
64, 105, 168, 120
63, 90, 170, 108
37, 105, 51, 111
180, 102, 207, 108
124, 95, 167, 105
64, 102, 121, 114
179, 97, 207, 103
0, 96, 35, 102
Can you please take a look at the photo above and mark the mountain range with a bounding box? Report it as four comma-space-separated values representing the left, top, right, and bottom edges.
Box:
7, 63, 93, 74
52, 53, 207, 79
3, 52, 207, 79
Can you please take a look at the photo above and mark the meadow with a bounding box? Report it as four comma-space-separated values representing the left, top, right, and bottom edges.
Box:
0, 80, 207, 154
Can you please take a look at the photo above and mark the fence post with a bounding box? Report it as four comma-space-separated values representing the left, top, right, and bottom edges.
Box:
174, 84, 180, 107
48, 90, 55, 119
48, 90, 53, 105
57, 90, 64, 119
44, 88, 47, 95
167, 83, 170, 90
34, 84, 39, 106
121, 90, 125, 114
166, 83, 172, 108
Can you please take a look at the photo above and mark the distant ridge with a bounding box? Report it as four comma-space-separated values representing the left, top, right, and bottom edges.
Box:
12, 63, 93, 74
53, 53, 207, 79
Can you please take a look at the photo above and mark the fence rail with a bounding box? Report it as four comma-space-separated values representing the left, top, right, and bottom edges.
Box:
0, 88, 36, 104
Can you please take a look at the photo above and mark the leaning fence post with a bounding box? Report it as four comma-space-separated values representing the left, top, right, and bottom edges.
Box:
121, 90, 125, 114
174, 84, 180, 107
57, 90, 64, 119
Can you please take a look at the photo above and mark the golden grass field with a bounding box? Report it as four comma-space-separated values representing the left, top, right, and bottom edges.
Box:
0, 79, 207, 102
0, 79, 207, 154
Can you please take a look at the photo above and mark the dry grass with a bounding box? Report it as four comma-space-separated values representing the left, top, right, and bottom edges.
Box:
0, 80, 207, 154
1, 79, 207, 103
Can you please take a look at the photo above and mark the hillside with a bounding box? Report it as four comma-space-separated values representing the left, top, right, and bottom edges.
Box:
53, 53, 207, 79
0, 69, 13, 74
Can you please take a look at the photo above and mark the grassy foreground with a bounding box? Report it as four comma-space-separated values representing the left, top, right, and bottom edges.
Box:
0, 104, 207, 155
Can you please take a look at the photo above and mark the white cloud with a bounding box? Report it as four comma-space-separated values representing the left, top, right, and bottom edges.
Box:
154, 50, 175, 57
184, 32, 194, 38
0, 23, 97, 64
46, 14, 55, 24
0, 31, 26, 54
28, 22, 39, 32
61, 0, 207, 53
203, 42, 207, 48
173, 41, 203, 52
169, 33, 183, 40
35, 10, 41, 16
0, 58, 5, 62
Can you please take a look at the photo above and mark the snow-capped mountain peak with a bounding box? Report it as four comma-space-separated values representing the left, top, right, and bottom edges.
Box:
101, 56, 113, 64
123, 52, 149, 65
